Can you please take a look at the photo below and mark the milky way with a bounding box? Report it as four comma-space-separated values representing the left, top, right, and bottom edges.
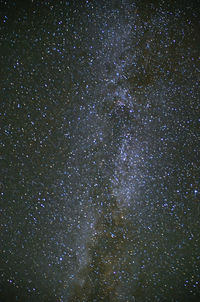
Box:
1, 1, 200, 301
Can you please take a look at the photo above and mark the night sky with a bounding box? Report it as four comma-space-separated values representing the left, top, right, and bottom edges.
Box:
1, 0, 200, 301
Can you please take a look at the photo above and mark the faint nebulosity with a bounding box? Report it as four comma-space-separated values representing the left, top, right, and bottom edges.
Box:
0, 0, 200, 301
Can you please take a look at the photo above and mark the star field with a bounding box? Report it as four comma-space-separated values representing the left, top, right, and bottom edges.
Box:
0, 1, 200, 301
